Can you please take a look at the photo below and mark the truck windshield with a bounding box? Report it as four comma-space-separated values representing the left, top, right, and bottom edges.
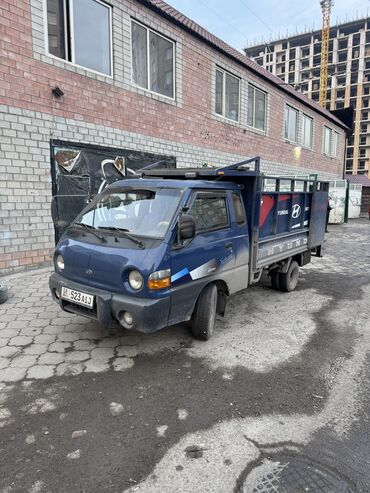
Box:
75, 188, 182, 239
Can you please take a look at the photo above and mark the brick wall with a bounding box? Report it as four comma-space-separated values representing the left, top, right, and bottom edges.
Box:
0, 0, 347, 274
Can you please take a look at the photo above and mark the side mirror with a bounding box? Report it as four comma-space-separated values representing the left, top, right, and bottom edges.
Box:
179, 214, 195, 241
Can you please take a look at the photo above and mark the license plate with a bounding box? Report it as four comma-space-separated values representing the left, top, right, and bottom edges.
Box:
61, 287, 94, 308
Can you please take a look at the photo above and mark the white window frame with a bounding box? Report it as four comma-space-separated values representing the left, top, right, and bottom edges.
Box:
284, 104, 299, 143
332, 130, 339, 158
301, 113, 313, 149
323, 126, 339, 157
130, 19, 176, 101
44, 0, 113, 78
215, 67, 241, 123
247, 84, 267, 132
323, 126, 331, 156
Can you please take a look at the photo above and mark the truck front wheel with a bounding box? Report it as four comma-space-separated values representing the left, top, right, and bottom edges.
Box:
191, 283, 217, 341
279, 261, 300, 292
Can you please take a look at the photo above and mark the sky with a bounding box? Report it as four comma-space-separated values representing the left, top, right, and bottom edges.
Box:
166, 0, 369, 52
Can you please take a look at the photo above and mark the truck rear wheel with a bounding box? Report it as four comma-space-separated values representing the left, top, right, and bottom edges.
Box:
279, 261, 299, 292
191, 283, 217, 341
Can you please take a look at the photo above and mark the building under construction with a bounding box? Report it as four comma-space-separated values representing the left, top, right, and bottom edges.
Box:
245, 17, 370, 180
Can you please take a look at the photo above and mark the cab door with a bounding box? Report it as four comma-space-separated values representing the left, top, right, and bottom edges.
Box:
168, 190, 237, 326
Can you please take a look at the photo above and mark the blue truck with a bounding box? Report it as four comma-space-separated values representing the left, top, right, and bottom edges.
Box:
49, 157, 328, 340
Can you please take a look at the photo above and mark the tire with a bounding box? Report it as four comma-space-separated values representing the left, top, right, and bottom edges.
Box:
0, 283, 9, 305
191, 284, 218, 341
279, 261, 300, 292
270, 271, 280, 290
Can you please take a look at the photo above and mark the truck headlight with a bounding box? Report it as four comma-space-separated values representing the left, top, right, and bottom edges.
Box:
128, 270, 143, 290
56, 254, 65, 271
148, 269, 171, 290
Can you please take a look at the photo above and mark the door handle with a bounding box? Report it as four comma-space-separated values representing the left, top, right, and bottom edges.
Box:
225, 242, 233, 250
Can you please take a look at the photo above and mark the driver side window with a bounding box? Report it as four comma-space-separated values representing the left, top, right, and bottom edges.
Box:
189, 192, 229, 233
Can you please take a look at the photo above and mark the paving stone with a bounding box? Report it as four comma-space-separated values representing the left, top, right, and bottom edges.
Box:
9, 336, 33, 347
80, 329, 106, 340
112, 358, 134, 371
23, 344, 48, 356
53, 318, 71, 326
18, 327, 43, 337
10, 355, 38, 368
4, 311, 25, 319
27, 307, 47, 314
116, 346, 139, 358
48, 342, 71, 353
70, 317, 89, 325
65, 351, 90, 362
0, 346, 20, 359
0, 367, 26, 383
27, 296, 44, 304
33, 334, 56, 345
16, 314, 37, 322
0, 338, 10, 347
90, 347, 115, 361
43, 325, 64, 335
55, 363, 84, 377
84, 360, 109, 374
74, 340, 97, 351
97, 338, 119, 348
27, 365, 55, 380
0, 357, 9, 370
0, 329, 19, 339
38, 352, 65, 365
29, 319, 51, 328
57, 332, 82, 342
0, 315, 15, 323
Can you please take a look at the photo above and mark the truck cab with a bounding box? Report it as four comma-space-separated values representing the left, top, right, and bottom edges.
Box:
49, 157, 328, 340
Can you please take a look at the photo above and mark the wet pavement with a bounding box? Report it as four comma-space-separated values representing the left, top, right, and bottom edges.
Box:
0, 219, 369, 492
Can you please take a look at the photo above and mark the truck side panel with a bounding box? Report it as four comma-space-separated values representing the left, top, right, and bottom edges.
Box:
257, 232, 308, 267
259, 193, 312, 238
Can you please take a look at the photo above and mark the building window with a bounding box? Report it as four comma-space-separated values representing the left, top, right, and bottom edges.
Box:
46, 0, 112, 76
215, 68, 240, 122
332, 131, 339, 158
323, 126, 331, 155
247, 85, 266, 131
323, 127, 339, 157
284, 105, 298, 143
301, 114, 313, 148
131, 20, 175, 99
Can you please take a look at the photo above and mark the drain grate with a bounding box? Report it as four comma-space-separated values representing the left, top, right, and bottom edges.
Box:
239, 455, 355, 493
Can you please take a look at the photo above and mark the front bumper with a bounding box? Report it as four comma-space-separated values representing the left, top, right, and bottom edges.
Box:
49, 272, 170, 333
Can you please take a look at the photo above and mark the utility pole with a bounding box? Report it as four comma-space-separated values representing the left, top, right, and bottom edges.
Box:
319, 0, 334, 108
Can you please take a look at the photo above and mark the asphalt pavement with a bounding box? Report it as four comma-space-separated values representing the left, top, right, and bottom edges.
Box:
0, 218, 369, 493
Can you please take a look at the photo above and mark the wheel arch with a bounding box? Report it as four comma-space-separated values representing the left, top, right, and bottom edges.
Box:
190, 279, 230, 320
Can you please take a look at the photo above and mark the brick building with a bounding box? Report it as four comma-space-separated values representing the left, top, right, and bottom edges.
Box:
0, 0, 348, 275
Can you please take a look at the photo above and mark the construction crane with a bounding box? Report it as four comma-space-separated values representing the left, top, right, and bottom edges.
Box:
319, 0, 334, 108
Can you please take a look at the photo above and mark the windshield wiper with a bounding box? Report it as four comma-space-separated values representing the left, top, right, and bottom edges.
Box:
97, 226, 144, 249
71, 223, 107, 243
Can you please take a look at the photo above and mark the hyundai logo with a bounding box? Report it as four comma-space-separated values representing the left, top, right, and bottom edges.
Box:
85, 269, 93, 276
292, 204, 301, 219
